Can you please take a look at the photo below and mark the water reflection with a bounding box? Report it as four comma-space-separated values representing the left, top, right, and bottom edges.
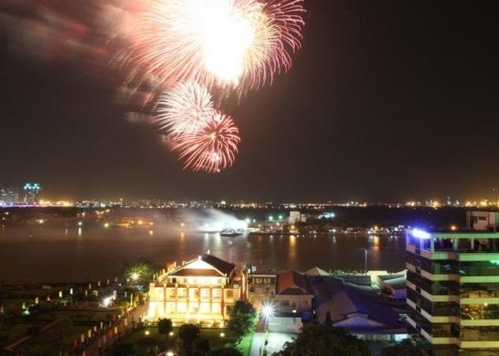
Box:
288, 235, 297, 263
0, 227, 406, 283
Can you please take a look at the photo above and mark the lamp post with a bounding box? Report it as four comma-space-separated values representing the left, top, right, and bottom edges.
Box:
261, 304, 274, 355
363, 248, 368, 273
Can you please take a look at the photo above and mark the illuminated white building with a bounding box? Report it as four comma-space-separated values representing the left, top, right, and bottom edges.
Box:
147, 254, 244, 326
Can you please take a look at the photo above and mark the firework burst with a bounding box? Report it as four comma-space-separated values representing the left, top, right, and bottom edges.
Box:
171, 111, 241, 173
156, 81, 214, 137
112, 0, 305, 173
119, 0, 305, 94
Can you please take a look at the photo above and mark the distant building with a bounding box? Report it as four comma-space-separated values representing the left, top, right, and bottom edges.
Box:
23, 183, 41, 204
0, 185, 19, 205
288, 211, 307, 224
406, 228, 499, 355
147, 254, 244, 326
466, 210, 499, 231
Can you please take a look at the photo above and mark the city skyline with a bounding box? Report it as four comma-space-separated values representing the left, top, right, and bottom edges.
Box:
1, 1, 498, 203
1, 180, 499, 209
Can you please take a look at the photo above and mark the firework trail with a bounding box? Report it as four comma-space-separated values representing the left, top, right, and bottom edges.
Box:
171, 111, 241, 173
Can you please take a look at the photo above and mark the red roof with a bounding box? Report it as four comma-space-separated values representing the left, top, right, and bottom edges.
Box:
276, 270, 312, 295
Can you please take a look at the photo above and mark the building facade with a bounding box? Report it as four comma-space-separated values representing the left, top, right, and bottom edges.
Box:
466, 210, 499, 231
147, 254, 244, 326
406, 228, 499, 355
247, 273, 277, 311
23, 183, 41, 204
0, 186, 19, 205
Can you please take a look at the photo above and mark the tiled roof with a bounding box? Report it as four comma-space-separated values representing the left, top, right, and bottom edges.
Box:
202, 254, 236, 275
167, 254, 236, 277
169, 269, 223, 277
309, 276, 403, 331
303, 267, 330, 276
276, 270, 312, 295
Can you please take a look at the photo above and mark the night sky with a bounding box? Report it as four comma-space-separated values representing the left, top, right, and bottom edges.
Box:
0, 0, 498, 203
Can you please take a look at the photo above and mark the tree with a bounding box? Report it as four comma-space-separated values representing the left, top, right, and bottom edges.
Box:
381, 338, 432, 356
274, 321, 370, 356
112, 342, 135, 356
227, 301, 258, 343
119, 258, 160, 285
178, 323, 200, 353
324, 310, 333, 328
157, 318, 173, 339
192, 337, 210, 354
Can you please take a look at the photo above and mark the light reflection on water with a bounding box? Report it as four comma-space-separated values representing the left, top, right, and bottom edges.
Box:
0, 226, 406, 283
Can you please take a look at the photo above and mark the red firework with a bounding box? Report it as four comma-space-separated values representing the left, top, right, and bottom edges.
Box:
171, 111, 241, 173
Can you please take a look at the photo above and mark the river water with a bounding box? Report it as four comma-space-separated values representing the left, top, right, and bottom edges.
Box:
0, 225, 406, 283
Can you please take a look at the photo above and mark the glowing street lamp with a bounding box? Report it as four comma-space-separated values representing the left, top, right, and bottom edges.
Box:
262, 305, 274, 319
262, 303, 274, 351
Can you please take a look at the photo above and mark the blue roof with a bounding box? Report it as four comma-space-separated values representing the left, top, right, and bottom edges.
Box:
309, 276, 404, 331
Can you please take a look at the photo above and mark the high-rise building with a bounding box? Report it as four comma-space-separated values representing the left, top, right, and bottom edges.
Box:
406, 228, 499, 355
0, 185, 19, 205
23, 183, 41, 204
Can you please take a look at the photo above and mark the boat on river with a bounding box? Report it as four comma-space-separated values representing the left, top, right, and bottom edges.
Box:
220, 229, 243, 237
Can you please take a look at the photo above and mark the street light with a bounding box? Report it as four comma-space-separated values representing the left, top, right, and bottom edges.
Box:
363, 248, 368, 273
262, 305, 274, 319
261, 303, 274, 356
262, 304, 274, 334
